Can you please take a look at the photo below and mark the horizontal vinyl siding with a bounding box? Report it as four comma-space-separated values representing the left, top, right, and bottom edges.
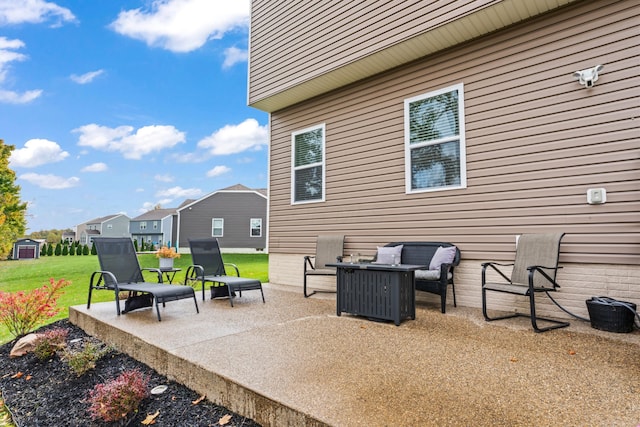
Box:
249, 0, 578, 109
250, 0, 507, 103
268, 0, 640, 265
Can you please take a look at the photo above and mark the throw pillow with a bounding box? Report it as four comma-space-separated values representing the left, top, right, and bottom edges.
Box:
429, 246, 457, 270
373, 245, 403, 264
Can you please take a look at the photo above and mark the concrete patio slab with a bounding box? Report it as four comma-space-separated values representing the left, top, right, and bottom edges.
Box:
69, 284, 640, 427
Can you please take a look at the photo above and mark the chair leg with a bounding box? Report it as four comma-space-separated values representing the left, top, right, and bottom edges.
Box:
451, 282, 457, 307
303, 274, 316, 298
529, 292, 569, 333
482, 287, 519, 322
260, 286, 265, 303
115, 290, 122, 316
193, 294, 200, 314
440, 290, 447, 314
87, 286, 93, 309
228, 286, 235, 307
155, 298, 162, 321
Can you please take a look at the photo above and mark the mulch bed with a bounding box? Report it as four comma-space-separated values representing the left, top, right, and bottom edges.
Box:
0, 320, 261, 426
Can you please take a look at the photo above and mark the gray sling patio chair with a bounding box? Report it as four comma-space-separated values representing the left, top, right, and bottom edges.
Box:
87, 237, 199, 321
304, 234, 344, 298
186, 238, 264, 307
481, 232, 569, 333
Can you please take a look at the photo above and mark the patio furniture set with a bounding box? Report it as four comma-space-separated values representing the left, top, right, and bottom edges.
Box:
87, 232, 573, 333
87, 237, 264, 321
305, 233, 569, 332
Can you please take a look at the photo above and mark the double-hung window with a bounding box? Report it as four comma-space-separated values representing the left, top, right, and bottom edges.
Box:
250, 218, 262, 237
405, 83, 466, 193
212, 218, 224, 237
292, 124, 325, 203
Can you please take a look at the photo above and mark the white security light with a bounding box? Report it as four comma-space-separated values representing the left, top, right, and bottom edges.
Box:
573, 65, 604, 88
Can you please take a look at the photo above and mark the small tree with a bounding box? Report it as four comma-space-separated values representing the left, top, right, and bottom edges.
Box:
69, 244, 75, 256
47, 244, 53, 256
76, 245, 82, 255
133, 239, 139, 252
62, 244, 68, 255
90, 243, 96, 255
82, 244, 89, 255
54, 243, 62, 256
40, 243, 47, 256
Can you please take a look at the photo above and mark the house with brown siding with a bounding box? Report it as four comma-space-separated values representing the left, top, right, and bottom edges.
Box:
249, 0, 639, 318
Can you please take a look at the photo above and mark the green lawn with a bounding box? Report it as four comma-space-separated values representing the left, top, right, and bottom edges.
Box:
0, 253, 268, 345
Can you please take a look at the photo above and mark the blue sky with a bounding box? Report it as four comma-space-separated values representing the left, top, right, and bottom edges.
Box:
0, 0, 268, 233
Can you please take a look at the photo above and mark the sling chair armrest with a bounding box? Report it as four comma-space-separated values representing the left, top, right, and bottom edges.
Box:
142, 267, 164, 283
90, 270, 121, 293
481, 262, 513, 283
185, 264, 205, 280
527, 265, 563, 289
304, 255, 316, 271
224, 263, 240, 276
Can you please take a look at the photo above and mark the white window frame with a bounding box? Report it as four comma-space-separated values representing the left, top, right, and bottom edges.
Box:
140, 221, 147, 230
212, 218, 224, 237
250, 218, 262, 237
291, 123, 326, 204
404, 83, 467, 194
153, 221, 158, 229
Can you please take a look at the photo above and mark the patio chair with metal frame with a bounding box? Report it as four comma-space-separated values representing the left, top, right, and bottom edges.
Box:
88, 237, 199, 321
303, 234, 345, 298
481, 232, 569, 332
186, 238, 265, 307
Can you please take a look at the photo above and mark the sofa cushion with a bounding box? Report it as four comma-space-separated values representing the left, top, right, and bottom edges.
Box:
373, 245, 403, 264
429, 246, 457, 270
415, 270, 454, 281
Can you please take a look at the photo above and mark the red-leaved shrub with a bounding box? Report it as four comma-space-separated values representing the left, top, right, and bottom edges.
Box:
0, 278, 70, 339
87, 369, 149, 422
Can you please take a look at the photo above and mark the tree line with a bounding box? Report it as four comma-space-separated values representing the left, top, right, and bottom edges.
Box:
39, 241, 95, 257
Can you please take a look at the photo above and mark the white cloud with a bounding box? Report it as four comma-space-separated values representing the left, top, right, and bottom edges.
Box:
70, 69, 104, 84
81, 162, 107, 172
0, 89, 42, 103
198, 118, 267, 155
109, 0, 249, 53
9, 138, 69, 167
0, 0, 76, 26
206, 165, 231, 177
155, 186, 202, 199
0, 37, 42, 103
19, 173, 79, 189
155, 174, 174, 183
74, 123, 186, 160
222, 46, 247, 69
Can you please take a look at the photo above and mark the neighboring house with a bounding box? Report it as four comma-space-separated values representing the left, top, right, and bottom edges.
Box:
249, 1, 639, 316
177, 184, 267, 252
12, 238, 43, 260
130, 208, 178, 248
61, 230, 75, 243
77, 214, 131, 246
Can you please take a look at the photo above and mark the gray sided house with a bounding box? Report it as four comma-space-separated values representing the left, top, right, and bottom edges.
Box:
130, 208, 178, 248
77, 214, 131, 246
249, 0, 639, 318
177, 184, 267, 252
12, 238, 42, 260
